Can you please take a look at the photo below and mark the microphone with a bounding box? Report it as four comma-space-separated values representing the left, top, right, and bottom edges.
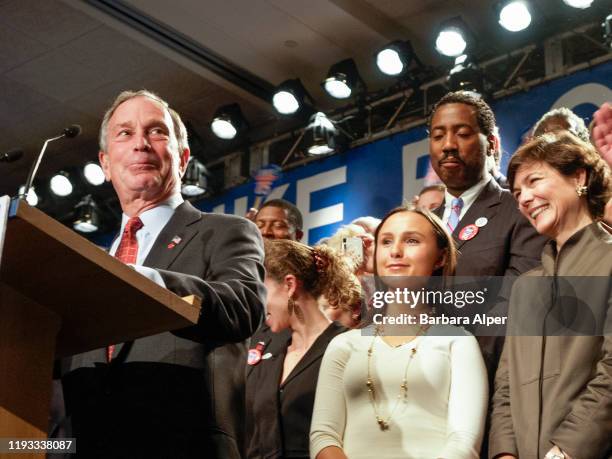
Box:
0, 149, 23, 163
63, 124, 82, 138
20, 125, 82, 201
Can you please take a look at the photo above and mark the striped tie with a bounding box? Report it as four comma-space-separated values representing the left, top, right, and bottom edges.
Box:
447, 198, 464, 233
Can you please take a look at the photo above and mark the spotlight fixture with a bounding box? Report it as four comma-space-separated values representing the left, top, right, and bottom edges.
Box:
50, 172, 73, 197
375, 40, 419, 76
562, 0, 593, 8
322, 58, 365, 99
497, 1, 532, 32
272, 79, 313, 115
447, 55, 484, 94
210, 103, 248, 140
435, 17, 470, 57
83, 162, 105, 186
305, 112, 341, 156
73, 195, 100, 233
18, 185, 38, 206
181, 158, 209, 197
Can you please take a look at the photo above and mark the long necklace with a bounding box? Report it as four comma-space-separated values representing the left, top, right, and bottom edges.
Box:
366, 325, 427, 431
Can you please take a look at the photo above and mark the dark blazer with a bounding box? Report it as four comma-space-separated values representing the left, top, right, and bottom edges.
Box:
434, 178, 546, 278
245, 323, 346, 459
61, 201, 266, 459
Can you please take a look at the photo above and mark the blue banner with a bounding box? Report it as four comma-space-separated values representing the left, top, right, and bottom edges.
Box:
198, 61, 612, 245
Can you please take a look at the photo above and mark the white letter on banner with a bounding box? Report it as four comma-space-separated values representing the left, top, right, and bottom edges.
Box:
297, 167, 346, 243
402, 138, 430, 205
552, 83, 612, 109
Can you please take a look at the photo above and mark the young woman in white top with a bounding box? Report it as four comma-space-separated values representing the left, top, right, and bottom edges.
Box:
310, 206, 488, 459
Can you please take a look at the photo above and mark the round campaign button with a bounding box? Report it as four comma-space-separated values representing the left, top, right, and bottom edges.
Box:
475, 217, 488, 228
247, 348, 262, 365
459, 224, 479, 241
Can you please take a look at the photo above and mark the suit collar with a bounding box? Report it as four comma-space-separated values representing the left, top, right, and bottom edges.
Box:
436, 179, 504, 250
280, 322, 345, 387
143, 201, 202, 269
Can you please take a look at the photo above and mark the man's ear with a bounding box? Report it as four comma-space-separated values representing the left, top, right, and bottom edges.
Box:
487, 134, 499, 158
178, 148, 191, 178
98, 151, 112, 181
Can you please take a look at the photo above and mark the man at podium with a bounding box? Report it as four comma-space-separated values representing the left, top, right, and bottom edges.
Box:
59, 90, 265, 458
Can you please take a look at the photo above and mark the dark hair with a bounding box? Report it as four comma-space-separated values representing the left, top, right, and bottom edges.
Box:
532, 107, 590, 143
419, 184, 446, 195
264, 239, 361, 309
427, 91, 496, 138
260, 199, 303, 231
508, 132, 611, 219
373, 205, 457, 277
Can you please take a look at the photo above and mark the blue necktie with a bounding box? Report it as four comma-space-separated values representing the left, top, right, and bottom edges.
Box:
447, 197, 464, 233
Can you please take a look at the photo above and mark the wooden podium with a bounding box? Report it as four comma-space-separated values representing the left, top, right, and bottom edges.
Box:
0, 198, 201, 454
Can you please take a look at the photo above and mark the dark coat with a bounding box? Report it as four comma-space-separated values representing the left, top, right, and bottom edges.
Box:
61, 201, 266, 459
245, 323, 346, 459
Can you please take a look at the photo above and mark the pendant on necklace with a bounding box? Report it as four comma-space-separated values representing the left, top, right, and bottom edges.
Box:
377, 418, 390, 431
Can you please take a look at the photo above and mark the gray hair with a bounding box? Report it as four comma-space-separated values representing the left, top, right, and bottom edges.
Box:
98, 89, 189, 153
532, 107, 590, 143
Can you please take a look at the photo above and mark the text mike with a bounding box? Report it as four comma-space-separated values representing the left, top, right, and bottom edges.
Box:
0, 149, 24, 163
20, 124, 83, 201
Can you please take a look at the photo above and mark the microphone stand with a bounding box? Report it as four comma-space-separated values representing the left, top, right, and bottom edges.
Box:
20, 133, 66, 200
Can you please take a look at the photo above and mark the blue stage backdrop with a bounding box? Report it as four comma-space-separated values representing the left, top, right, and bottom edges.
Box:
100, 61, 612, 247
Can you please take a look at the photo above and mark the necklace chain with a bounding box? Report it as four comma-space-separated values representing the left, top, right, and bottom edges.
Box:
366, 325, 427, 431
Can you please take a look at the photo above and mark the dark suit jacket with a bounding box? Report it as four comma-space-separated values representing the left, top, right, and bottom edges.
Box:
245, 323, 346, 459
61, 201, 266, 459
434, 178, 546, 278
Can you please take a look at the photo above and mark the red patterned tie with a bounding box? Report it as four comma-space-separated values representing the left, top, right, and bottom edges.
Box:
107, 216, 143, 362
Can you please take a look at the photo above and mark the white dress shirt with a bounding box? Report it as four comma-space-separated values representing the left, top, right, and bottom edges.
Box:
441, 174, 491, 225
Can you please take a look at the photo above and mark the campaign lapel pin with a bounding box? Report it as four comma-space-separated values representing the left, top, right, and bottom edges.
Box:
247, 341, 266, 366
167, 235, 182, 249
458, 224, 479, 241
475, 217, 488, 228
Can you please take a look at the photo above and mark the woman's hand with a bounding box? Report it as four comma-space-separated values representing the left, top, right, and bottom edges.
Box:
316, 446, 348, 459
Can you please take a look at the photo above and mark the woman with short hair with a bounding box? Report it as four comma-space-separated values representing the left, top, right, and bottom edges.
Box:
490, 132, 612, 459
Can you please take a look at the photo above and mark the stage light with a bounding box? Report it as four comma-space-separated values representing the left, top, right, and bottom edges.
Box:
83, 162, 105, 186
272, 79, 312, 115
498, 1, 532, 32
436, 18, 469, 57
323, 59, 364, 99
305, 112, 339, 156
447, 55, 484, 94
73, 195, 100, 233
211, 104, 247, 140
50, 172, 73, 197
181, 158, 209, 197
375, 41, 416, 76
562, 0, 593, 8
18, 185, 38, 206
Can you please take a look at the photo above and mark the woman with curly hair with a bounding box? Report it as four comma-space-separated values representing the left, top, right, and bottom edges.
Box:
245, 240, 362, 459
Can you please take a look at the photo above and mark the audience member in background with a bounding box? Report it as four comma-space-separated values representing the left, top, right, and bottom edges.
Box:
532, 106, 591, 143
413, 184, 446, 210
310, 206, 488, 459
490, 132, 611, 459
488, 126, 509, 189
252, 198, 303, 241
350, 216, 381, 236
245, 240, 360, 459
